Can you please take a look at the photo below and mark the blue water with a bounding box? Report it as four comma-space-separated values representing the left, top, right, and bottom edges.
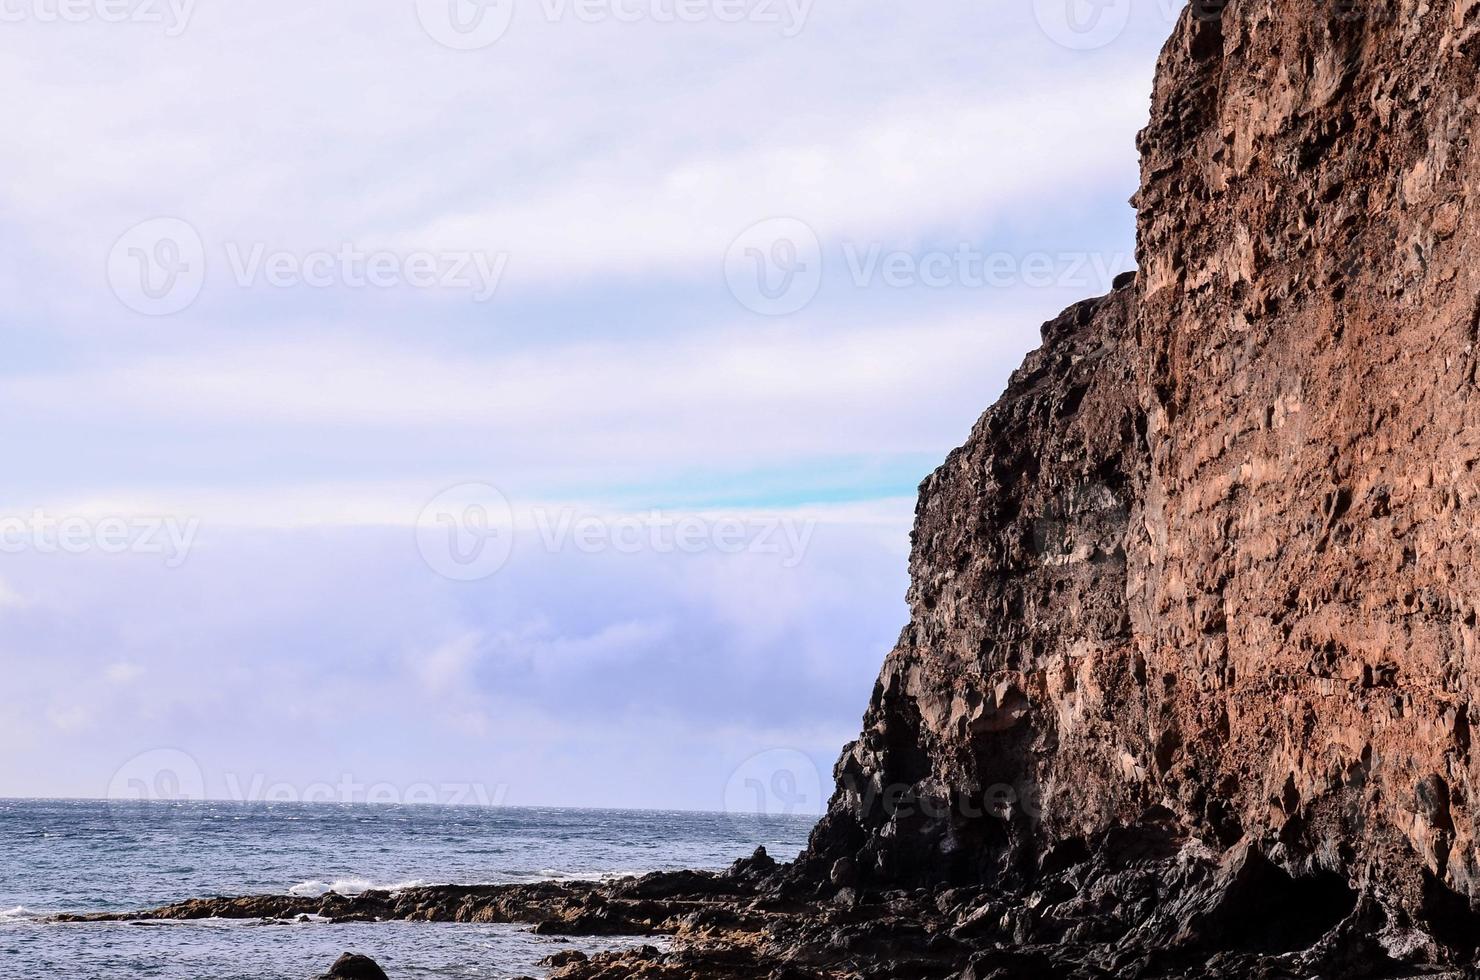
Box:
0, 799, 816, 979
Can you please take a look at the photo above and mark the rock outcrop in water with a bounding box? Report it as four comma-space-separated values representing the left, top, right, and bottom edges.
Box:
790, 0, 1480, 972
317, 953, 388, 980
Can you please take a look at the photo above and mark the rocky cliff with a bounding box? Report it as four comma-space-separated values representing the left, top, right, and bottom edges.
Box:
800, 0, 1480, 968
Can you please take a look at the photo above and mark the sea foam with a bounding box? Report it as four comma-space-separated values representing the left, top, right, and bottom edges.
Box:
287, 878, 426, 898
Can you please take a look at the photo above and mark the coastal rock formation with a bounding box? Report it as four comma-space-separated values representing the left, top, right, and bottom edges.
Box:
317, 953, 389, 980
797, 0, 1480, 971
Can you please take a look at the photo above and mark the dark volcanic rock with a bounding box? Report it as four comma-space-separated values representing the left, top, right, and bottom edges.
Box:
319, 952, 388, 980
540, 949, 590, 969
728, 846, 780, 883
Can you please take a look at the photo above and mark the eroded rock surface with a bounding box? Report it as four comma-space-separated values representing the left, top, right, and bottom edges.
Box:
797, 0, 1480, 973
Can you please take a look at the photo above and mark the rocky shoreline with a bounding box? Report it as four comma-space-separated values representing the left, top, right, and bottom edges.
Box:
52, 838, 1466, 979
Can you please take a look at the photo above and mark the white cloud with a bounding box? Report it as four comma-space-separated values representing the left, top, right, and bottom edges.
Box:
46, 705, 93, 734
105, 663, 146, 684
0, 580, 27, 610
0, 2, 1159, 330
496, 618, 677, 676
0, 0, 1173, 804
399, 83, 1151, 284
0, 508, 908, 805
0, 312, 1043, 506
412, 631, 486, 695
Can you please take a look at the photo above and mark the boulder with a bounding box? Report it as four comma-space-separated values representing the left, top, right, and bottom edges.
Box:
318, 952, 388, 980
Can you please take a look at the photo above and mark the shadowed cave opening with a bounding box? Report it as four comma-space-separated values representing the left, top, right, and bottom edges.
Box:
1218, 861, 1358, 953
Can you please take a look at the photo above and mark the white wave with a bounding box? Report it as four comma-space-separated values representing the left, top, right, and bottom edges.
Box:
287, 878, 426, 898
0, 907, 37, 922
530, 869, 648, 883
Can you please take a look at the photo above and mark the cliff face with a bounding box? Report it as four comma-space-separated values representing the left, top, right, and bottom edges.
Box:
804, 0, 1480, 963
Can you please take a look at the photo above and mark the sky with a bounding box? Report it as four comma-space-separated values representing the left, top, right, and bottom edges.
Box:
0, 0, 1179, 814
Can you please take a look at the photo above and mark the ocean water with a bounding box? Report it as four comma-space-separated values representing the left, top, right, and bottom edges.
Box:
0, 799, 816, 980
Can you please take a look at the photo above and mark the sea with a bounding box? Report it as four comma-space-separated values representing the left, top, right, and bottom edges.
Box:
0, 799, 816, 980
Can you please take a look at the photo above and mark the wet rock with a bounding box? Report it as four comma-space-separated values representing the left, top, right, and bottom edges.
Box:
829, 857, 857, 889
728, 846, 779, 882
318, 953, 388, 980
540, 949, 589, 969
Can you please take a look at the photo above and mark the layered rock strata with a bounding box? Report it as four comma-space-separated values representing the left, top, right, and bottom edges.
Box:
799, 0, 1480, 970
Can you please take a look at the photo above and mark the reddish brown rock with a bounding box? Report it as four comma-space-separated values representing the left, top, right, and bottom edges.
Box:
801, 0, 1480, 971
